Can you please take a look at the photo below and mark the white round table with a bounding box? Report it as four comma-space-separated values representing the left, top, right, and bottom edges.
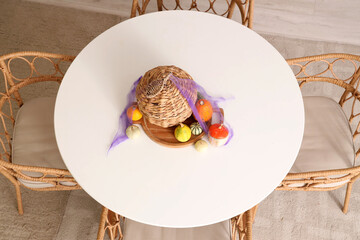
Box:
55, 11, 304, 228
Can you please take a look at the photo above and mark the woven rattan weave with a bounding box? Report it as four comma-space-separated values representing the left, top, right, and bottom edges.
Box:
136, 65, 197, 128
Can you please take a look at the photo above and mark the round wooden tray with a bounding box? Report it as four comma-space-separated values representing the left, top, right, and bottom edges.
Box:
134, 115, 206, 148
133, 109, 224, 148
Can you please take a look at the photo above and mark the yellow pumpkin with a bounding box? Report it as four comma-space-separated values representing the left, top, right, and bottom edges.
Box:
127, 105, 143, 121
174, 123, 191, 142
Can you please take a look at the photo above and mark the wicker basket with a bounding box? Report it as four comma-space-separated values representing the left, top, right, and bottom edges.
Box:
136, 65, 197, 128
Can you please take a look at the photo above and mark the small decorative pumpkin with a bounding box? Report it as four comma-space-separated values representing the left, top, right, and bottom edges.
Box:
190, 122, 203, 136
127, 105, 143, 121
208, 123, 229, 146
195, 140, 208, 152
174, 123, 192, 142
126, 125, 141, 139
195, 99, 213, 122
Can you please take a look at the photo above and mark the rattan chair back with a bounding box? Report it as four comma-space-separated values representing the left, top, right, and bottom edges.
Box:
130, 0, 254, 28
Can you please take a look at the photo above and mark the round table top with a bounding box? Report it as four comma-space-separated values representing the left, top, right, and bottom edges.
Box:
55, 11, 304, 228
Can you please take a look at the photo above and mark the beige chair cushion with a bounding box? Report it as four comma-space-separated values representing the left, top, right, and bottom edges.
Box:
12, 97, 74, 188
123, 219, 231, 240
289, 96, 355, 188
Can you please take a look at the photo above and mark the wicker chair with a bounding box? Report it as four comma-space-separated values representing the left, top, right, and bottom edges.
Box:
0, 51, 81, 215
277, 53, 360, 214
130, 0, 254, 28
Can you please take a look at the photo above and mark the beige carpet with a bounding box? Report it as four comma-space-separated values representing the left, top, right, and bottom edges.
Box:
1, 0, 360, 239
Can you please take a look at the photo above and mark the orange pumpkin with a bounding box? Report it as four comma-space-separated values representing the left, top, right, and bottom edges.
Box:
195, 99, 213, 122
127, 105, 143, 121
208, 123, 229, 146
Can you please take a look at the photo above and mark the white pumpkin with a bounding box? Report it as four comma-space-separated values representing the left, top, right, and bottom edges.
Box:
194, 140, 208, 152
126, 125, 141, 139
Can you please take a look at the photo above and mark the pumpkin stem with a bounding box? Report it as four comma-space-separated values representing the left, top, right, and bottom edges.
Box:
164, 73, 172, 83
180, 123, 184, 128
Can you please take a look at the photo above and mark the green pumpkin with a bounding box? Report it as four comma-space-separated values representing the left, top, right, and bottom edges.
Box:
190, 122, 203, 136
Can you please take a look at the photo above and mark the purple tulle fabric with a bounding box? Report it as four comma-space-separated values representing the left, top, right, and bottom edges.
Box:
108, 77, 141, 152
109, 74, 233, 151
169, 75, 233, 145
